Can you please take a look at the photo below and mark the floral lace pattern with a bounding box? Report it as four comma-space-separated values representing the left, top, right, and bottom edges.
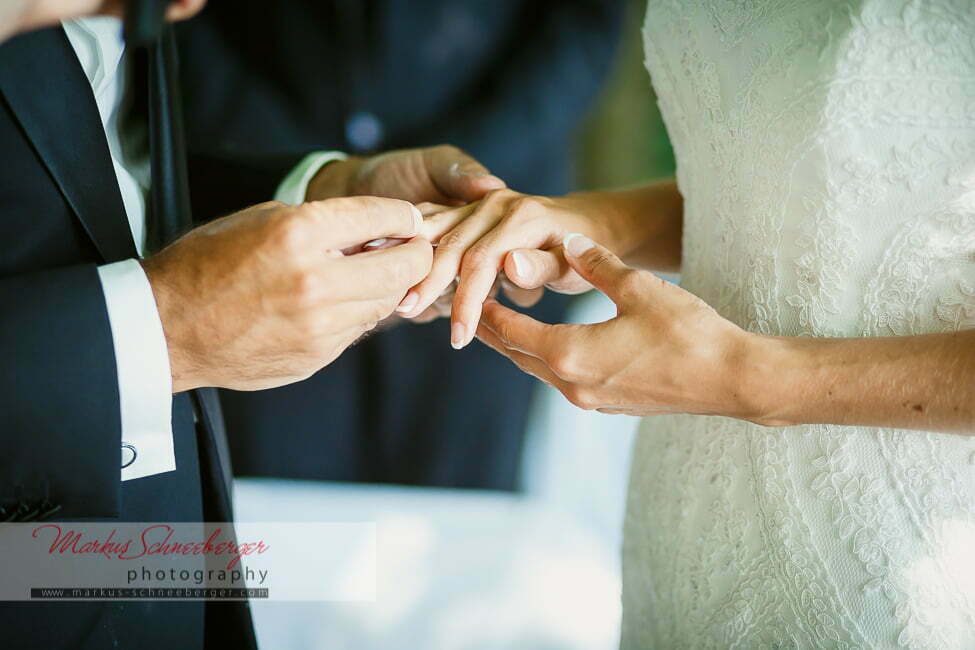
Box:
622, 1, 975, 647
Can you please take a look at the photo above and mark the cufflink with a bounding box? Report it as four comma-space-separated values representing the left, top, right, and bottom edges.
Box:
121, 442, 138, 469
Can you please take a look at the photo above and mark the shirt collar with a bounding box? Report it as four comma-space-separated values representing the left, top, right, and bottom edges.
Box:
61, 16, 125, 97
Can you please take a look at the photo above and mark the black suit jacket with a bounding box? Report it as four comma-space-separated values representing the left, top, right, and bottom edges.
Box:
176, 0, 624, 490
0, 27, 257, 650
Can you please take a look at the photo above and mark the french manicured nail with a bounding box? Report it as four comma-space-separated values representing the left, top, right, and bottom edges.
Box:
563, 233, 594, 257
511, 251, 532, 279
451, 322, 467, 350
410, 204, 423, 233
364, 238, 387, 249
396, 291, 420, 314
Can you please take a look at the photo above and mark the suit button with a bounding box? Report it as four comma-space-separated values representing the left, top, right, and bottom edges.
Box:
345, 111, 384, 152
121, 443, 137, 469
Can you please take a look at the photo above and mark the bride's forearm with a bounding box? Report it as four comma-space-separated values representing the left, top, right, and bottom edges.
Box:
740, 329, 975, 434
568, 178, 683, 273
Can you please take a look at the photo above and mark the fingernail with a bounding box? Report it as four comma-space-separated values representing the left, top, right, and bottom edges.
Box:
396, 291, 420, 314
364, 238, 387, 249
410, 204, 423, 234
563, 233, 594, 257
451, 322, 467, 350
511, 251, 532, 279
450, 162, 485, 178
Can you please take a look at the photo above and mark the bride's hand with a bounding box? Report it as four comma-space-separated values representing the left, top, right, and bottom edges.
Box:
402, 189, 616, 348
476, 234, 761, 420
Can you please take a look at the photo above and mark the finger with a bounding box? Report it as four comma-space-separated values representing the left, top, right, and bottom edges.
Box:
475, 323, 564, 388
416, 202, 454, 218
427, 146, 506, 202
398, 204, 500, 320
451, 258, 504, 349
409, 285, 456, 322
449, 210, 560, 348
336, 236, 434, 300
312, 298, 398, 333
419, 203, 477, 242
500, 276, 543, 308
303, 197, 422, 250
561, 234, 642, 306
503, 248, 565, 289
503, 247, 591, 295
479, 299, 559, 360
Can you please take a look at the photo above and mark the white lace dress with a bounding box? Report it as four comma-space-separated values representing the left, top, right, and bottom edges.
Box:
621, 1, 975, 647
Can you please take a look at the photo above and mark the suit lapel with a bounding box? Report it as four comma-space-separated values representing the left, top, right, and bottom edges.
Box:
0, 26, 138, 263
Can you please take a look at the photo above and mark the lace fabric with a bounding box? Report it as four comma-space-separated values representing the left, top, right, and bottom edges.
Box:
621, 1, 975, 647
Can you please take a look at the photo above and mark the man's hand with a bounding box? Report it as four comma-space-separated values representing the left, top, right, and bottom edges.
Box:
306, 144, 509, 324
306, 145, 506, 206
142, 198, 432, 393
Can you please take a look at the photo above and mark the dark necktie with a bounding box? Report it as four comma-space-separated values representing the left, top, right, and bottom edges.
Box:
144, 26, 192, 252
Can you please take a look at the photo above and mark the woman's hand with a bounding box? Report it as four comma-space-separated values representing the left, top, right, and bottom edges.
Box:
478, 234, 975, 434
475, 234, 761, 420
402, 189, 622, 348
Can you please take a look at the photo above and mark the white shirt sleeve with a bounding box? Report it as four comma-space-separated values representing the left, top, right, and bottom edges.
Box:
94, 152, 346, 482
97, 259, 175, 481
274, 151, 348, 205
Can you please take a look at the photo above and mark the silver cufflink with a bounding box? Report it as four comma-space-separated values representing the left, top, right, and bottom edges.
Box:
121, 442, 138, 469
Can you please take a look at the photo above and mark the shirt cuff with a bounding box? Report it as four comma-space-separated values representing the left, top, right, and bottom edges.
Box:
97, 259, 175, 482
274, 151, 348, 205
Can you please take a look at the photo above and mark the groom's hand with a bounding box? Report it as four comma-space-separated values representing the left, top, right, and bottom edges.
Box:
142, 198, 432, 393
306, 145, 506, 206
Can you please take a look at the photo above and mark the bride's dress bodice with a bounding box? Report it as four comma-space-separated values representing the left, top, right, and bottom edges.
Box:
622, 1, 975, 647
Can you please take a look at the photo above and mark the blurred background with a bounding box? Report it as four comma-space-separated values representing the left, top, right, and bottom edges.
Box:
178, 0, 675, 648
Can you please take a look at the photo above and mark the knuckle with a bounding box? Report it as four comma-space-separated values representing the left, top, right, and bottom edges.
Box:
292, 269, 323, 305
585, 252, 611, 276
549, 350, 583, 381
507, 195, 541, 220
436, 229, 467, 254
564, 386, 596, 411
460, 245, 492, 271
270, 214, 307, 254
482, 187, 515, 205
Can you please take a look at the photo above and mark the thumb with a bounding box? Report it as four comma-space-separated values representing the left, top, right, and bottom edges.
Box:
429, 147, 506, 202
561, 233, 640, 305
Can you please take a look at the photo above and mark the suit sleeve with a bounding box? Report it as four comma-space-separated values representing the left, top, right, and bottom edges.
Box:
409, 0, 625, 176
0, 263, 121, 519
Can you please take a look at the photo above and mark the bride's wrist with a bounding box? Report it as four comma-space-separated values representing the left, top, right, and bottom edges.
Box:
565, 181, 683, 270
560, 191, 638, 258
733, 333, 804, 427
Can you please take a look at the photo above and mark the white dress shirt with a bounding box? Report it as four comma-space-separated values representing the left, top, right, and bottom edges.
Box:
63, 17, 345, 481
